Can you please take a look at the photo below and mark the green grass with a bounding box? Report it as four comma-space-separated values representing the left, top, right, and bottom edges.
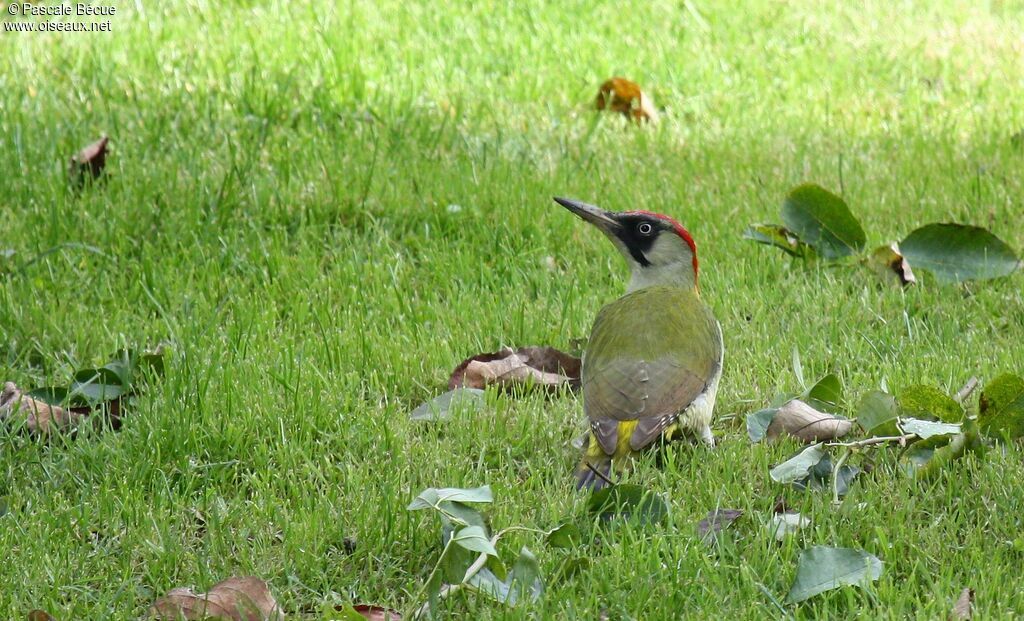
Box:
2, 0, 1024, 618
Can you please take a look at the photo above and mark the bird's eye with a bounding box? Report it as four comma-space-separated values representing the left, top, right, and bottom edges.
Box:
637, 222, 654, 235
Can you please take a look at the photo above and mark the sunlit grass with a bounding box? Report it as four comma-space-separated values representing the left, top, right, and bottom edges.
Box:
1, 0, 1023, 618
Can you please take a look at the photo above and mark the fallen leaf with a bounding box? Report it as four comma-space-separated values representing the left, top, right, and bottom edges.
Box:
69, 135, 109, 186
791, 454, 860, 497
27, 611, 56, 621
765, 512, 810, 541
587, 484, 669, 524
772, 497, 793, 514
746, 407, 778, 443
770, 444, 827, 484
949, 587, 974, 620
545, 523, 582, 549
408, 485, 493, 510
743, 224, 809, 257
595, 77, 658, 123
785, 546, 883, 603
451, 525, 497, 556
696, 508, 743, 544
409, 388, 485, 421
898, 385, 964, 423
856, 390, 899, 435
449, 347, 580, 392
803, 373, 843, 412
898, 417, 961, 440
978, 373, 1024, 440
781, 184, 866, 260
351, 605, 401, 621
149, 576, 282, 620
766, 399, 852, 443
899, 223, 1019, 283
0, 382, 83, 434
866, 243, 917, 287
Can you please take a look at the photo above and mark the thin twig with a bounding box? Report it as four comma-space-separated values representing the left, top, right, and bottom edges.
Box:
586, 462, 615, 487
955, 376, 980, 404
831, 448, 851, 506
827, 434, 916, 449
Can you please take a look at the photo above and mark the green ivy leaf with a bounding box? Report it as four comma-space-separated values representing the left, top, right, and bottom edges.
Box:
409, 486, 493, 510
786, 546, 883, 603
900, 223, 1020, 282
410, 388, 486, 421
509, 546, 544, 603
856, 390, 899, 435
805, 373, 843, 412
902, 433, 970, 480
545, 523, 582, 549
978, 373, 1024, 440
770, 444, 826, 484
781, 184, 866, 260
898, 417, 961, 440
587, 484, 669, 524
743, 224, 810, 257
452, 525, 496, 556
898, 385, 963, 423
747, 407, 779, 443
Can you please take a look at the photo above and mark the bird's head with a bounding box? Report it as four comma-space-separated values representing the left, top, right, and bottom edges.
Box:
555, 196, 699, 293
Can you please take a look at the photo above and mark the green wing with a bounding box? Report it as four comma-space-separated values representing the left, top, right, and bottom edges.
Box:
582, 286, 722, 455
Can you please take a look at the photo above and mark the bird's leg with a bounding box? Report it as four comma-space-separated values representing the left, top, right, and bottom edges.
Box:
699, 424, 715, 449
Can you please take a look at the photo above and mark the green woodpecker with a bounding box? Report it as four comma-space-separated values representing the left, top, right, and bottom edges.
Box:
554, 197, 723, 489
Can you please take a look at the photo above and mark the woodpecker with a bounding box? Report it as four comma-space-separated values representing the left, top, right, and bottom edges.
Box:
555, 197, 724, 489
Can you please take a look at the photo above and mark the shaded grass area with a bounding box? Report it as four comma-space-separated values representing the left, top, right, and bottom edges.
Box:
2, 0, 1024, 618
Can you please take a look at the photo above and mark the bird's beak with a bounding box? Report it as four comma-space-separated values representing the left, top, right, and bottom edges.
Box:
553, 197, 620, 234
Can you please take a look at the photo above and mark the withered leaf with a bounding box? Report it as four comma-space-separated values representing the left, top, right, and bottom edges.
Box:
69, 135, 109, 186
349, 604, 401, 620
149, 576, 282, 621
766, 399, 852, 443
595, 77, 658, 123
949, 587, 973, 620
696, 508, 743, 544
449, 346, 580, 391
866, 243, 917, 287
0, 382, 83, 435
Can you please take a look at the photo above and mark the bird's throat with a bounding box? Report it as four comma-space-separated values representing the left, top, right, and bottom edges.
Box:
627, 261, 698, 293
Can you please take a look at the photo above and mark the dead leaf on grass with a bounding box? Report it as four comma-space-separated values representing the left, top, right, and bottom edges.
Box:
350, 604, 402, 620
449, 347, 580, 391
149, 576, 283, 621
696, 508, 742, 544
949, 587, 974, 620
0, 382, 83, 434
866, 243, 917, 287
27, 611, 56, 621
69, 135, 109, 186
595, 78, 658, 123
766, 399, 852, 443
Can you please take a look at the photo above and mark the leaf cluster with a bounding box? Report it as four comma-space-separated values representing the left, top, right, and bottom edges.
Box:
745, 183, 1020, 284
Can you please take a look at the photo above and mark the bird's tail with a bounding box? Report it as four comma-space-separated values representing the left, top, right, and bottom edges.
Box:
576, 455, 614, 490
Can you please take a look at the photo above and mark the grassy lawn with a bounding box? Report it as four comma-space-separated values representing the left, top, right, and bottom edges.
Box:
3, 0, 1024, 618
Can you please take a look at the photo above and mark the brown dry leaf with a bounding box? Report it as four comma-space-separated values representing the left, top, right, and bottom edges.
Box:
866, 243, 917, 287
949, 588, 974, 620
149, 576, 283, 621
766, 399, 852, 443
27, 611, 56, 621
69, 136, 109, 186
352, 605, 401, 620
595, 77, 658, 123
448, 347, 580, 391
0, 382, 83, 435
696, 508, 743, 544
